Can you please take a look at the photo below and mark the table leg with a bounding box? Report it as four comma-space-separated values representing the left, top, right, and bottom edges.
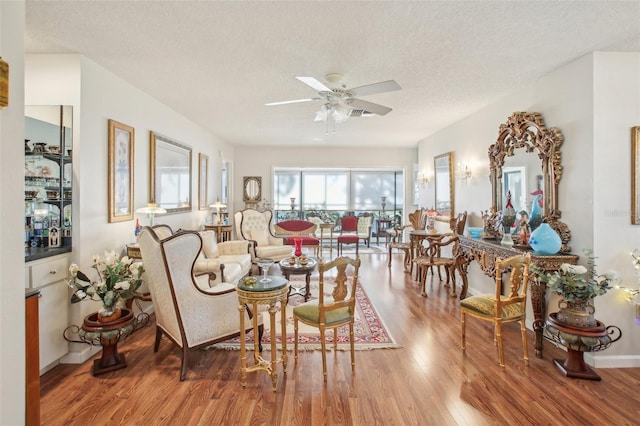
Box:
305, 272, 311, 302
238, 303, 247, 387
268, 303, 278, 392
530, 281, 546, 358
281, 292, 288, 372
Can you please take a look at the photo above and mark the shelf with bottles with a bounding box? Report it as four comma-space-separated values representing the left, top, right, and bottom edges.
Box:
24, 105, 73, 260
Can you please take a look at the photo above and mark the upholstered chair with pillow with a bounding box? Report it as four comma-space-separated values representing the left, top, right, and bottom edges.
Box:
138, 226, 263, 381
192, 230, 252, 285
234, 209, 292, 264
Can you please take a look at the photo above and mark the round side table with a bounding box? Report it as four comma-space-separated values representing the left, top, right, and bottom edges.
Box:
278, 257, 317, 302
237, 276, 289, 391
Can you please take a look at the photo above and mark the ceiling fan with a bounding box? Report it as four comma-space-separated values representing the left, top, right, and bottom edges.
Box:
265, 73, 401, 124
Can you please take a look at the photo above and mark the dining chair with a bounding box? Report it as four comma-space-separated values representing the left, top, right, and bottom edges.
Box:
387, 208, 426, 271
292, 256, 361, 382
412, 233, 459, 297
336, 216, 359, 256
460, 253, 531, 368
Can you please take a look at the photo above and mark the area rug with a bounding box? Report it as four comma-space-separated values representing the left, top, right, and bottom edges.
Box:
209, 276, 401, 351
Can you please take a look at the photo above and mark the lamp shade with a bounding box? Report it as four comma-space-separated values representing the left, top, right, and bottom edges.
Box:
135, 203, 167, 215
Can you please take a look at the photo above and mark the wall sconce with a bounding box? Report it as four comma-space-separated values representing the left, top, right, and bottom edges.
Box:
209, 198, 227, 224
136, 203, 167, 226
417, 172, 431, 187
456, 163, 472, 182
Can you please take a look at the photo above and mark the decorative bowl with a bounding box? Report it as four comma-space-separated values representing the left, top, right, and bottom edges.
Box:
47, 145, 60, 154
46, 190, 59, 200
25, 190, 38, 200
242, 276, 257, 287
467, 227, 484, 239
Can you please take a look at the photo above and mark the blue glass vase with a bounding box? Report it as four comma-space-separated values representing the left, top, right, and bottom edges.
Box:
528, 223, 561, 255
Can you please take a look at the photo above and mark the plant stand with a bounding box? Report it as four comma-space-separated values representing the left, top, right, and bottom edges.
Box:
77, 309, 135, 376
545, 313, 621, 381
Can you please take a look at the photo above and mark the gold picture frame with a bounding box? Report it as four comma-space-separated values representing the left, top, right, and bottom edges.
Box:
632, 126, 640, 224
108, 120, 135, 223
198, 153, 209, 210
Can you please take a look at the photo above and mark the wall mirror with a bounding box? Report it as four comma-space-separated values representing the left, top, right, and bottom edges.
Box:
488, 111, 571, 250
434, 152, 454, 218
150, 131, 192, 213
632, 126, 639, 225
243, 176, 261, 205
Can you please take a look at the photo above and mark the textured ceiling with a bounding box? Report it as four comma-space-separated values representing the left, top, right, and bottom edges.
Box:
25, 1, 640, 148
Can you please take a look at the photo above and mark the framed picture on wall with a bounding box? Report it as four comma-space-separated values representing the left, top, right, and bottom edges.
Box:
632, 126, 640, 225
199, 153, 209, 210
108, 119, 134, 222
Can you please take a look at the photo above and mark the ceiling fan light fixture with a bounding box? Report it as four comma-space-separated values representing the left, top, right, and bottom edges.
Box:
331, 104, 352, 123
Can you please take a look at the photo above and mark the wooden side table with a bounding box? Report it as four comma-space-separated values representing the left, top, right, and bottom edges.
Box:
237, 276, 289, 391
204, 224, 233, 242
319, 223, 334, 257
376, 218, 392, 245
279, 257, 317, 302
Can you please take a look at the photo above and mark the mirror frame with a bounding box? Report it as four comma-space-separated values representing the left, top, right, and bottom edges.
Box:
488, 111, 571, 251
150, 131, 192, 214
243, 176, 262, 204
434, 152, 455, 220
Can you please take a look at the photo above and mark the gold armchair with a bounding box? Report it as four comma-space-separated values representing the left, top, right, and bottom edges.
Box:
460, 253, 531, 368
292, 256, 361, 382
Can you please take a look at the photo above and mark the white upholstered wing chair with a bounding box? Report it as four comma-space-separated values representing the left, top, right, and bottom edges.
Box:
234, 209, 292, 263
137, 227, 263, 381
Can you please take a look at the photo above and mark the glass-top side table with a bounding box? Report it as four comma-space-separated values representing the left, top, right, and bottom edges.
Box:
237, 276, 289, 391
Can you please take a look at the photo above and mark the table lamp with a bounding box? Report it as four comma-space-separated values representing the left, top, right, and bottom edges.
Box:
135, 203, 167, 226
209, 198, 227, 224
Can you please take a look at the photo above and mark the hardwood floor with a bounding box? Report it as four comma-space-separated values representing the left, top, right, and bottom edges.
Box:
40, 251, 640, 425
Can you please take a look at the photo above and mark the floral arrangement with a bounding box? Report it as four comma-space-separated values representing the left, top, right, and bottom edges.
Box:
67, 250, 144, 316
530, 250, 617, 302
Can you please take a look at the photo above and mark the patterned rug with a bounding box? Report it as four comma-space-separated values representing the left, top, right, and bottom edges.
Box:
209, 276, 400, 351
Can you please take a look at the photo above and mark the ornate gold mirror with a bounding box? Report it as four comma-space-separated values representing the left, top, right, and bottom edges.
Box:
434, 152, 454, 219
243, 176, 262, 205
488, 111, 571, 251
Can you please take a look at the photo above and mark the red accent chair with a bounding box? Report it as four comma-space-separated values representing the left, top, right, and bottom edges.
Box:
337, 216, 359, 256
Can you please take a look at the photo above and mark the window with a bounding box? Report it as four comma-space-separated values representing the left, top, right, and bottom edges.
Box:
273, 168, 404, 215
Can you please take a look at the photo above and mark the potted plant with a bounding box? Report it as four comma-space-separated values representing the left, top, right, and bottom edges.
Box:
67, 250, 144, 322
531, 250, 617, 328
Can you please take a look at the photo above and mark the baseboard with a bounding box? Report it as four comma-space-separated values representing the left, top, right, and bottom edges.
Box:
585, 353, 640, 369
59, 303, 155, 365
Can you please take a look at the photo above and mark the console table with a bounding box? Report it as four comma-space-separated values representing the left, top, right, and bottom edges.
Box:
456, 235, 579, 358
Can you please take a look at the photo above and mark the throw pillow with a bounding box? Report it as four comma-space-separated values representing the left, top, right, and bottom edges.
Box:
250, 228, 270, 246
199, 230, 220, 258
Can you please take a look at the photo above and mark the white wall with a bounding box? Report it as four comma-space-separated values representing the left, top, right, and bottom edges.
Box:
418, 53, 640, 367
232, 145, 418, 220
25, 54, 236, 362
0, 2, 26, 423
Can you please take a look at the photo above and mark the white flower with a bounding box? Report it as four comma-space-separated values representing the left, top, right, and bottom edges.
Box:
114, 281, 131, 290
69, 263, 79, 276
560, 264, 587, 275
120, 256, 133, 266
129, 262, 143, 278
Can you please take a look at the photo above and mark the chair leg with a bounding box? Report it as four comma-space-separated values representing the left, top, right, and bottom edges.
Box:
333, 327, 337, 352
420, 265, 428, 297
355, 244, 359, 256
460, 311, 466, 352
496, 321, 505, 369
180, 347, 189, 381
154, 326, 163, 352
294, 317, 299, 362
520, 319, 530, 366
349, 321, 355, 372
258, 324, 264, 353
320, 326, 328, 382
388, 246, 393, 267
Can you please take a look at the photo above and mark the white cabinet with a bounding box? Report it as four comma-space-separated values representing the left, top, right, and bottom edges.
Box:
25, 254, 70, 373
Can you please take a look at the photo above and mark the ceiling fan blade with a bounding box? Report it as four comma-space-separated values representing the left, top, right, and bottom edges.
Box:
295, 76, 332, 92
348, 98, 392, 116
265, 98, 319, 106
348, 80, 401, 97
